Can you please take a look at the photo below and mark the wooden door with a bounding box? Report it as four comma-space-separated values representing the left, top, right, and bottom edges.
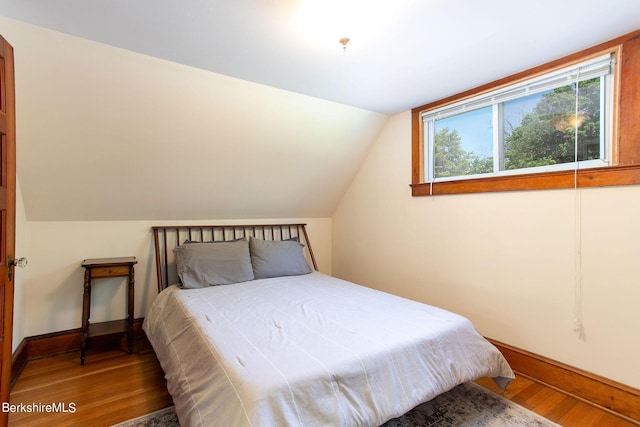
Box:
0, 35, 16, 427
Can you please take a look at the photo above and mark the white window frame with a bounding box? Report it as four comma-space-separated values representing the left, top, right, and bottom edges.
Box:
421, 54, 615, 184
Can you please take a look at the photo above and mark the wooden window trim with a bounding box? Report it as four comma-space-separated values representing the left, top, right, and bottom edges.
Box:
411, 29, 640, 196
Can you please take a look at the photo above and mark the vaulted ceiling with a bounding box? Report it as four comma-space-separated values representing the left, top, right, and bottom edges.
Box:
0, 1, 638, 221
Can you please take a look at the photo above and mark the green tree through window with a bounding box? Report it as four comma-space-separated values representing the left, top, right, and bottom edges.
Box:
434, 128, 493, 178
504, 78, 601, 170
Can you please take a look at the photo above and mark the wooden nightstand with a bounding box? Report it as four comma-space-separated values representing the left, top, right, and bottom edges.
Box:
81, 257, 137, 365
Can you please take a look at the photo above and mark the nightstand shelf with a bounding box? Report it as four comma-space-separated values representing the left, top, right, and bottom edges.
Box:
81, 257, 137, 365
86, 319, 130, 338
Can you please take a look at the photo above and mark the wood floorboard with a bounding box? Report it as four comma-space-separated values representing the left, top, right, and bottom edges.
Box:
558, 402, 607, 426
524, 386, 573, 421
9, 346, 638, 426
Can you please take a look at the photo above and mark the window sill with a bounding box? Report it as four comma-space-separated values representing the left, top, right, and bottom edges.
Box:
410, 164, 640, 196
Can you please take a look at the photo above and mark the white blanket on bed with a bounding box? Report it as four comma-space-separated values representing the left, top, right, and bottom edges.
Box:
143, 272, 514, 427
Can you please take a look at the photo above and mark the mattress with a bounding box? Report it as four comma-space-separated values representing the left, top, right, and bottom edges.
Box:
143, 271, 514, 426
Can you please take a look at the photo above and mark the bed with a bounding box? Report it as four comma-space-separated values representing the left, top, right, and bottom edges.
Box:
143, 224, 514, 427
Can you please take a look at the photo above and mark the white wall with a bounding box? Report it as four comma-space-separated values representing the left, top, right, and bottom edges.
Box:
20, 218, 331, 338
332, 111, 640, 390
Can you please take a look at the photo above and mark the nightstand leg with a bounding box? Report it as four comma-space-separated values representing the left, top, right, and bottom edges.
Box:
127, 265, 135, 353
81, 269, 91, 365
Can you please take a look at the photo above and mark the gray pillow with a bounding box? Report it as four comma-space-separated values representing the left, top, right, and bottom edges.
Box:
249, 236, 312, 279
173, 239, 254, 288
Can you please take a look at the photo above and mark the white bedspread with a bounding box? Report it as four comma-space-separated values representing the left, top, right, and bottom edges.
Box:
143, 272, 514, 427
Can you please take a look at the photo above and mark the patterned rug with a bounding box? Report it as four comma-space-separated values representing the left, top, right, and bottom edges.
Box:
111, 382, 559, 427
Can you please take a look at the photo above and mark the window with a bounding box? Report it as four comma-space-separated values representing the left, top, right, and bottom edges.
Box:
411, 30, 640, 196
425, 55, 613, 182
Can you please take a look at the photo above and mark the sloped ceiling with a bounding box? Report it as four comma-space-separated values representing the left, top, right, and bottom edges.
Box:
0, 1, 639, 221
0, 17, 386, 221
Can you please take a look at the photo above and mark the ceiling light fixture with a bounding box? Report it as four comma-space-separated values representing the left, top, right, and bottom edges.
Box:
296, 0, 398, 52
339, 37, 351, 52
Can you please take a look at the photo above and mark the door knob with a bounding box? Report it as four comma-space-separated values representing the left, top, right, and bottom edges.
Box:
9, 256, 27, 268
8, 255, 27, 281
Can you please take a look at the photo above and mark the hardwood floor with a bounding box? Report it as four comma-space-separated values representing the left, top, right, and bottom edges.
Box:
9, 342, 172, 427
474, 377, 638, 426
9, 342, 638, 426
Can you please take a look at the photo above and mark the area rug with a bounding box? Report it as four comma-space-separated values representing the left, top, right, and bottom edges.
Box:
111, 382, 559, 427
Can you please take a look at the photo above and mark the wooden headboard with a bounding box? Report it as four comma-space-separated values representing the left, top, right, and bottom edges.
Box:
152, 224, 318, 292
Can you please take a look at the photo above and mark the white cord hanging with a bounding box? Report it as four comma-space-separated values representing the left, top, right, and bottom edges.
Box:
573, 71, 585, 341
